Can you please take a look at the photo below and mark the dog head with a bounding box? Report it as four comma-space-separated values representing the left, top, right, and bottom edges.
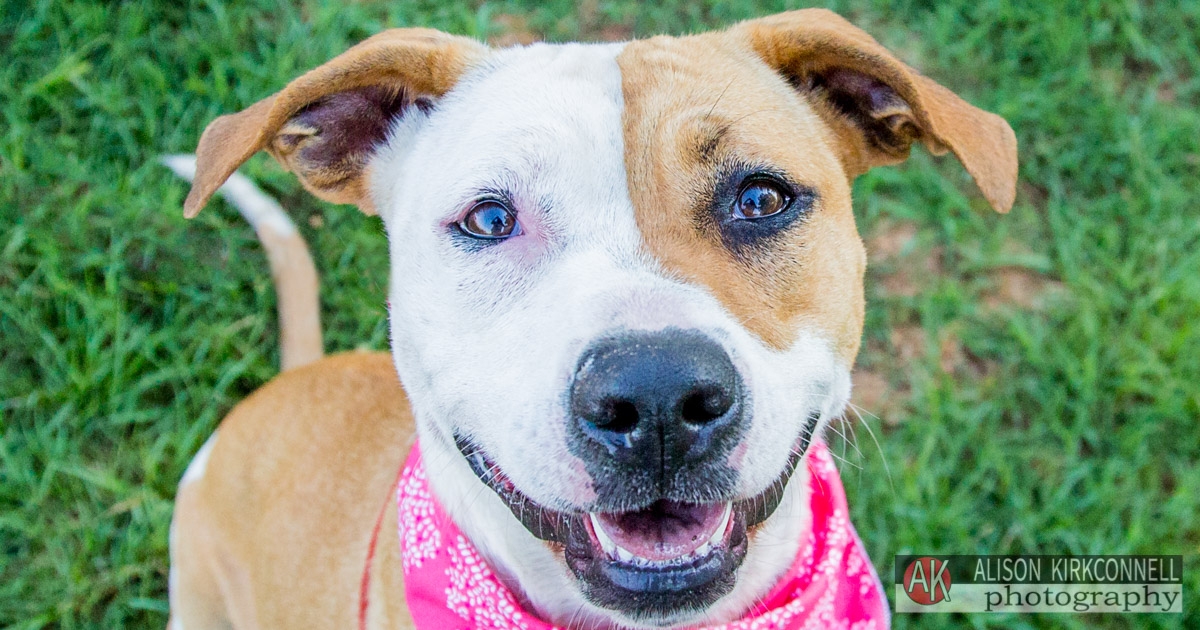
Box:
184, 10, 1015, 628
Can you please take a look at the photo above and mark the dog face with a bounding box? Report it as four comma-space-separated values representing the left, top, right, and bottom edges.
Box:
376, 42, 855, 626
185, 10, 1015, 628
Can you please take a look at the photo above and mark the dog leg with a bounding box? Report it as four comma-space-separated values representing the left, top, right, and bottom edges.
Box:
168, 434, 241, 630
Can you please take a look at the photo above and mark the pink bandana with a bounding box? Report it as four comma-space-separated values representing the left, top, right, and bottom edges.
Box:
375, 440, 889, 629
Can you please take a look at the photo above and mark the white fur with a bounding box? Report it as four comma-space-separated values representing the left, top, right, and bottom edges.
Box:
180, 430, 218, 486
171, 431, 221, 630
365, 42, 852, 628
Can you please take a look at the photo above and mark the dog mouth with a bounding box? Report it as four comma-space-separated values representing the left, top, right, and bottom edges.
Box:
454, 412, 819, 619
588, 500, 732, 568
457, 436, 754, 614
577, 498, 747, 614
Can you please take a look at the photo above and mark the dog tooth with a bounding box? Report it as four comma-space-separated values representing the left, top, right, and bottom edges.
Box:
707, 503, 733, 546
589, 513, 618, 557
594, 505, 731, 567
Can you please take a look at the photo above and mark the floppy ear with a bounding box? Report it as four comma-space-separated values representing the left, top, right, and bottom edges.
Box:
183, 28, 488, 217
736, 9, 1017, 212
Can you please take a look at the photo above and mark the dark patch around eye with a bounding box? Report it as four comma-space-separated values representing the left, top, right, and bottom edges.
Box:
695, 164, 817, 257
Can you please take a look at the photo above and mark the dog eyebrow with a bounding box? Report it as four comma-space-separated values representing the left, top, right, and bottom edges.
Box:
693, 120, 731, 165
436, 169, 524, 223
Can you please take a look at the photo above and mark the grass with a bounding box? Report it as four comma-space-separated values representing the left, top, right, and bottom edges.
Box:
1, 0, 1197, 627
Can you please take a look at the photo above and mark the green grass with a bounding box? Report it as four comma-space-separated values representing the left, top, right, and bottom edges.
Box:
2, 0, 1197, 628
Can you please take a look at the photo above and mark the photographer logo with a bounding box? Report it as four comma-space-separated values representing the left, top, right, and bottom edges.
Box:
902, 557, 953, 605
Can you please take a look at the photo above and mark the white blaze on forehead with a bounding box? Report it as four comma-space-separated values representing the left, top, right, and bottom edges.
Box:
376, 40, 647, 502
376, 42, 634, 239
376, 41, 639, 629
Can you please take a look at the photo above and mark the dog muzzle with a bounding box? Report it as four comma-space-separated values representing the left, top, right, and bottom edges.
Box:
358, 440, 890, 629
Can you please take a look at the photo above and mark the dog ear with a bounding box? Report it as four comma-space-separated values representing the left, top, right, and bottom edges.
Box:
736, 9, 1017, 212
183, 28, 487, 217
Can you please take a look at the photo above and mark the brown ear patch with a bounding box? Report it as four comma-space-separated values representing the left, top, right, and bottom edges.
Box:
183, 28, 487, 217
266, 86, 424, 211
738, 9, 1018, 213
802, 68, 923, 159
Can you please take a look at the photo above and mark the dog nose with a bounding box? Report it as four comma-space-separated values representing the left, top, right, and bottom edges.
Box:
569, 329, 743, 469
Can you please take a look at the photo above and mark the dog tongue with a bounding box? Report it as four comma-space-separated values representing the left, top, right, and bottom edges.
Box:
596, 500, 727, 561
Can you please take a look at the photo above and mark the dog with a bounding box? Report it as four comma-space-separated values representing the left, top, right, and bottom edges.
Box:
165, 9, 1016, 629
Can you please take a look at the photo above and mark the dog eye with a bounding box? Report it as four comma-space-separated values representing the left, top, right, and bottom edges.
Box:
732, 179, 791, 220
459, 200, 519, 239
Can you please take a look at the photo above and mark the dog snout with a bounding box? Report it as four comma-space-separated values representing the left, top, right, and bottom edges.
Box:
569, 329, 743, 473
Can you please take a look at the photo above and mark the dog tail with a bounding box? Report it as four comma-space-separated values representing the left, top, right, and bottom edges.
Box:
162, 155, 324, 371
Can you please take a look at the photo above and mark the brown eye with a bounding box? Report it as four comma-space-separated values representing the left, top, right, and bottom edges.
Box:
733, 179, 791, 219
460, 200, 518, 239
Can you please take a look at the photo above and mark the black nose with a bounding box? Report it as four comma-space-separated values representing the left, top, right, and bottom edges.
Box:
569, 329, 743, 472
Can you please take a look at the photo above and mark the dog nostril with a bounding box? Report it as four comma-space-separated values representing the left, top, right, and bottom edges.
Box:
570, 330, 743, 458
680, 386, 733, 425
596, 399, 640, 433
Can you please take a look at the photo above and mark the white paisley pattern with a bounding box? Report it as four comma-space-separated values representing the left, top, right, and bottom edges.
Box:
445, 535, 536, 629
397, 462, 441, 571
393, 441, 888, 630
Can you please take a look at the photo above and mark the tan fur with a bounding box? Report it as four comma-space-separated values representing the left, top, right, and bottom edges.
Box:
161, 155, 324, 372
184, 28, 487, 217
617, 9, 1016, 361
170, 353, 413, 629
172, 10, 1017, 628
617, 34, 868, 359
256, 223, 323, 371
738, 10, 1017, 212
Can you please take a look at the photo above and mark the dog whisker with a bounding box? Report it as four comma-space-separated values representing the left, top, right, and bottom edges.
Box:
842, 414, 864, 460
846, 402, 896, 495
705, 77, 737, 120
825, 416, 865, 462
564, 601, 590, 630
825, 449, 863, 471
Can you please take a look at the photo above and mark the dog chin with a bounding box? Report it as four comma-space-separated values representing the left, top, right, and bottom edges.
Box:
455, 419, 816, 625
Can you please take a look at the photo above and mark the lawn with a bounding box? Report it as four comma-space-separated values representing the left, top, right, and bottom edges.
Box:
2, 0, 1197, 628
